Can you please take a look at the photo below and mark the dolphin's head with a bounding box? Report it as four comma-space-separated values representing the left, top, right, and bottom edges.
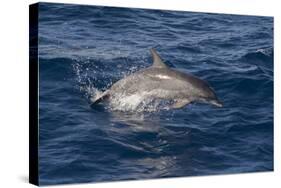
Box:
207, 98, 223, 107
197, 85, 223, 108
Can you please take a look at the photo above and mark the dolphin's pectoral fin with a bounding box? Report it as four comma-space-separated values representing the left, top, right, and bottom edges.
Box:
90, 90, 109, 108
150, 48, 169, 68
172, 99, 191, 109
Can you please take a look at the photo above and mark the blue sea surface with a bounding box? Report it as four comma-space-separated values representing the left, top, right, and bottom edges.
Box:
38, 3, 273, 185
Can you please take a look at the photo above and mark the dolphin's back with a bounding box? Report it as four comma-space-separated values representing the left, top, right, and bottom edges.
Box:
108, 67, 213, 101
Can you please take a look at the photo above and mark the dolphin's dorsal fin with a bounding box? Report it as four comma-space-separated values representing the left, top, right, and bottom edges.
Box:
150, 48, 168, 68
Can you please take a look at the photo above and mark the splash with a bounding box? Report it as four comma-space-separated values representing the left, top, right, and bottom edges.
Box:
72, 58, 109, 101
107, 90, 176, 112
71, 55, 162, 112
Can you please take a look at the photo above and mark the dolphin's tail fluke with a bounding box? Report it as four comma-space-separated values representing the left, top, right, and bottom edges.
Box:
90, 90, 109, 108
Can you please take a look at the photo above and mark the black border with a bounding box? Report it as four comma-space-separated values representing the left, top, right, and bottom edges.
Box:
29, 3, 39, 186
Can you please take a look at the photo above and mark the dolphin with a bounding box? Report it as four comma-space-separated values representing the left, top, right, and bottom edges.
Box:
91, 48, 222, 110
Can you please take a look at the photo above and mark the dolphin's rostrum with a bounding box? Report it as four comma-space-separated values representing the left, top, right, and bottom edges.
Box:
91, 49, 222, 110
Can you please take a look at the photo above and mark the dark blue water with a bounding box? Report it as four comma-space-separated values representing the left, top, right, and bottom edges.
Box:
38, 3, 273, 186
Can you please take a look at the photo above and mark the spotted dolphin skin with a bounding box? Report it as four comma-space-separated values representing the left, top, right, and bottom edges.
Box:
91, 48, 222, 110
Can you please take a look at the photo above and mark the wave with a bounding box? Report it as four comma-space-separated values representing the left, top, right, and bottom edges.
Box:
242, 47, 273, 61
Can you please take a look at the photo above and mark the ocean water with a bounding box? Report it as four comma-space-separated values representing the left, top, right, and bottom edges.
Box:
37, 3, 273, 185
